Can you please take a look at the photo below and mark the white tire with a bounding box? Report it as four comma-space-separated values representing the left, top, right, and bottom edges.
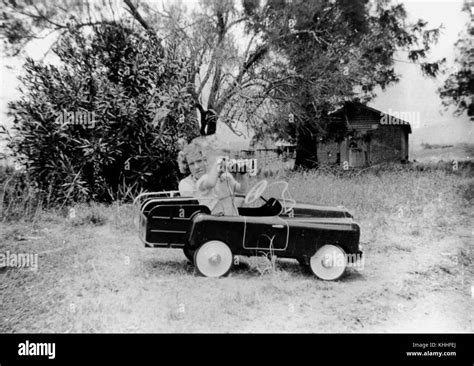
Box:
310, 244, 347, 281
194, 240, 233, 278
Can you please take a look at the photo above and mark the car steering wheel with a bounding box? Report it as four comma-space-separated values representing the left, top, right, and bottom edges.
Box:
244, 180, 268, 205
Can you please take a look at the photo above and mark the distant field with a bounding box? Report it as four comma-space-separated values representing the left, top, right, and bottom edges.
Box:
1, 167, 472, 333
410, 143, 474, 163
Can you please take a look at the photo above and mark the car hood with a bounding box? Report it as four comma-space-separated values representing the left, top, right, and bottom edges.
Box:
287, 201, 354, 219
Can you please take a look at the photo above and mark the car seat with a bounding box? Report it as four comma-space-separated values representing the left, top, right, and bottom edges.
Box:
237, 198, 283, 217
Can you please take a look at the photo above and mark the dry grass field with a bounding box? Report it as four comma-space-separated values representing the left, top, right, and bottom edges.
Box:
0, 165, 473, 333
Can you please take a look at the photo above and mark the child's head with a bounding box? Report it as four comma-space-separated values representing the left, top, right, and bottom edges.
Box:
178, 135, 231, 180
178, 139, 206, 180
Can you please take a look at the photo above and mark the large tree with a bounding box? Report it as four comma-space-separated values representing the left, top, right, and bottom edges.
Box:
241, 0, 444, 167
145, 0, 445, 167
137, 0, 269, 134
439, 0, 473, 121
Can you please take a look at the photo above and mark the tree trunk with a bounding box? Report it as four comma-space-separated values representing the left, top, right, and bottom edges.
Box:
294, 125, 319, 169
196, 103, 217, 136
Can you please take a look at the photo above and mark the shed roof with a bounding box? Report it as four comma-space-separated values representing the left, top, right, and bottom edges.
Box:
329, 102, 412, 134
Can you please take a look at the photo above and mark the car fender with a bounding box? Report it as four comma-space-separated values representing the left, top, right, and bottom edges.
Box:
187, 213, 246, 252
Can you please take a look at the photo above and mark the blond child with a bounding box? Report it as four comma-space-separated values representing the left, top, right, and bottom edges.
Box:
177, 136, 247, 215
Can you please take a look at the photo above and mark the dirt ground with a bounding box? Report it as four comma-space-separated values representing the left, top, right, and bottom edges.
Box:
0, 203, 472, 333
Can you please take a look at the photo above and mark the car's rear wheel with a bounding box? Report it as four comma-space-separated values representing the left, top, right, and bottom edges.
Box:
183, 247, 195, 263
310, 244, 347, 281
194, 240, 233, 278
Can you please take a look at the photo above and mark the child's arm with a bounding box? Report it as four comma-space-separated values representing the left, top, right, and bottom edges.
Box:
234, 172, 248, 194
196, 155, 223, 191
219, 171, 248, 194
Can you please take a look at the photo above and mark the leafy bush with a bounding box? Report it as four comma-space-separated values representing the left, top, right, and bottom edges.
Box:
4, 23, 198, 204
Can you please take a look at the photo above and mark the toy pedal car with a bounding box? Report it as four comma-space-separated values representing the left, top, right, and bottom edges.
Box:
134, 180, 362, 280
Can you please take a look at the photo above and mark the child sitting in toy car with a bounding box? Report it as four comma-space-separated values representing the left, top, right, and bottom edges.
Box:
177, 136, 248, 216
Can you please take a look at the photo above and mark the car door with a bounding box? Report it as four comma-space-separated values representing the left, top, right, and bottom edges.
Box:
147, 203, 210, 247
242, 216, 289, 252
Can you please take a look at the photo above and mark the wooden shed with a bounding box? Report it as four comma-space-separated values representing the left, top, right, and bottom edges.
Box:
318, 102, 412, 167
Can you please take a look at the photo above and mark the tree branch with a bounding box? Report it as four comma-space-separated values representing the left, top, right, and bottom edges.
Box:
123, 0, 159, 40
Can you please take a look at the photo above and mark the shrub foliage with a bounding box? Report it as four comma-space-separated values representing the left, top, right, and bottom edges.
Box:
4, 23, 198, 203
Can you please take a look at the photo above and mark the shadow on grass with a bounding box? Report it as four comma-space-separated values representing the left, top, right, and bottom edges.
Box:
139, 256, 366, 283
278, 259, 366, 283
142, 257, 195, 276
340, 269, 366, 283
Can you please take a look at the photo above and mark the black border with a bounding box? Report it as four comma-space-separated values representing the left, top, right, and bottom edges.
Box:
0, 333, 472, 365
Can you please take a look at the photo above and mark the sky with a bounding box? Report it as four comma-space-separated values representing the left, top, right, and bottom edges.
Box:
0, 0, 472, 153
369, 0, 473, 147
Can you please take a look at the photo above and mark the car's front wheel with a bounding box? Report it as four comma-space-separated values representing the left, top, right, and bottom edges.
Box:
194, 240, 233, 278
309, 244, 347, 281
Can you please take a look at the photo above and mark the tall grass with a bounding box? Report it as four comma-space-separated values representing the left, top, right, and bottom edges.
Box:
1, 162, 472, 228
272, 166, 473, 255
0, 165, 140, 223
0, 167, 45, 223
279, 164, 472, 217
